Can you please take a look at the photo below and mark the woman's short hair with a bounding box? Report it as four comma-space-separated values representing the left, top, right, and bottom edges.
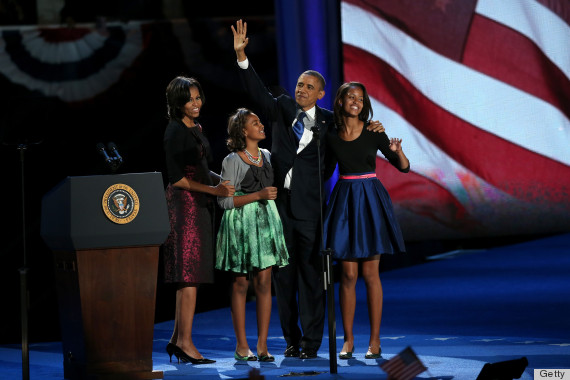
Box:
333, 82, 373, 131
165, 76, 205, 121
226, 108, 254, 152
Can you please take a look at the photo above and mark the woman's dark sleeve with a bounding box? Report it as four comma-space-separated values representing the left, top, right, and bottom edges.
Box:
376, 131, 409, 173
164, 125, 187, 184
324, 132, 339, 180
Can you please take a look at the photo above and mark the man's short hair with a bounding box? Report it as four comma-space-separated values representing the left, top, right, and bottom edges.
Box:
301, 70, 326, 91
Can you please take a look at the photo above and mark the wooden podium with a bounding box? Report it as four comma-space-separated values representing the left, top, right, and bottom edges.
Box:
41, 172, 170, 380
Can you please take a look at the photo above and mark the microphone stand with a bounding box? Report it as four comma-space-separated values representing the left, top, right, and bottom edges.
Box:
3, 139, 42, 380
311, 127, 337, 374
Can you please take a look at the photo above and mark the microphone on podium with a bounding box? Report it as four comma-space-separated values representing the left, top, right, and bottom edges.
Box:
96, 142, 113, 164
96, 142, 123, 172
107, 142, 123, 164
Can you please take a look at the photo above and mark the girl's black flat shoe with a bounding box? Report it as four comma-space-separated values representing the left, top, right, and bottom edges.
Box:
339, 346, 354, 360
234, 350, 257, 361
365, 345, 382, 359
257, 353, 275, 362
173, 345, 216, 364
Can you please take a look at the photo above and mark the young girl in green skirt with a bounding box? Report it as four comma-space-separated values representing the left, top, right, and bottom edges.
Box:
216, 108, 289, 362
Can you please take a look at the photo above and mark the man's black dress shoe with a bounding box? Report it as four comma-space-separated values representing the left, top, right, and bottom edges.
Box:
284, 345, 300, 357
299, 348, 318, 359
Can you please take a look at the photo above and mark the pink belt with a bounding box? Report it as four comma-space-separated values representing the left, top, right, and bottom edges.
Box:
339, 173, 376, 180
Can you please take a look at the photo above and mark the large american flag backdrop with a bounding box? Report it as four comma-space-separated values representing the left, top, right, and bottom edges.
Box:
341, 0, 570, 240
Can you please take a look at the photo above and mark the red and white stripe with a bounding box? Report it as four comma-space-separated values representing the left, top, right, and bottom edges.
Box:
341, 0, 570, 239
380, 347, 427, 380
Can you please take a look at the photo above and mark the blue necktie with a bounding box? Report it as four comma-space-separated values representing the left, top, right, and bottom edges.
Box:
293, 111, 305, 142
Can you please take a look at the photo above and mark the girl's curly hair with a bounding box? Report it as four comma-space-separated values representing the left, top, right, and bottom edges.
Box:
226, 108, 254, 152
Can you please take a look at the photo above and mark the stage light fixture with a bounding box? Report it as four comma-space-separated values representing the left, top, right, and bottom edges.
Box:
476, 357, 529, 380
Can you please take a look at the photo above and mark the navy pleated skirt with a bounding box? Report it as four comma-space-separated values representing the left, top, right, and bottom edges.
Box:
323, 172, 406, 260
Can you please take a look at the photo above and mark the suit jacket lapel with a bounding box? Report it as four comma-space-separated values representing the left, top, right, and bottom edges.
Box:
291, 105, 327, 152
288, 106, 299, 146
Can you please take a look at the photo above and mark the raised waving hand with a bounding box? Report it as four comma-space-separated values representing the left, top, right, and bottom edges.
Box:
232, 19, 249, 61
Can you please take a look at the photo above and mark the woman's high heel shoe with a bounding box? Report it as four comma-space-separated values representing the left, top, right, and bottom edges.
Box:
166, 342, 176, 362
173, 345, 216, 364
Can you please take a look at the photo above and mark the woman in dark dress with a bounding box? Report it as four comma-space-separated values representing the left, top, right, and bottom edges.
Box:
216, 108, 288, 362
324, 82, 410, 360
162, 76, 235, 364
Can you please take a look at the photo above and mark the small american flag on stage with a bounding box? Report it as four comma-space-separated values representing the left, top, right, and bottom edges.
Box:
380, 346, 427, 380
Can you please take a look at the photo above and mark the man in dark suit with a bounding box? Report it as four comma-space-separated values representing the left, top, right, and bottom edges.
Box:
231, 19, 383, 359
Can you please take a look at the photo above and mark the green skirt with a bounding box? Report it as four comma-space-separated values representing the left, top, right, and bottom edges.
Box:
216, 195, 289, 274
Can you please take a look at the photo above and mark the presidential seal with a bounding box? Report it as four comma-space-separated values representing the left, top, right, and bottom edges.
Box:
102, 183, 140, 224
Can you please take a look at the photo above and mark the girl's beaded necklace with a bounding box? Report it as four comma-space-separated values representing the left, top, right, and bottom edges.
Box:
244, 147, 261, 165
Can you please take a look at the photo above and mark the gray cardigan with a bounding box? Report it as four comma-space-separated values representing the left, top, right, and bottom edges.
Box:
217, 149, 272, 209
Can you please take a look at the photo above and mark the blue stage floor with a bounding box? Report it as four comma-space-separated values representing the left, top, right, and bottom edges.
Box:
2, 233, 570, 379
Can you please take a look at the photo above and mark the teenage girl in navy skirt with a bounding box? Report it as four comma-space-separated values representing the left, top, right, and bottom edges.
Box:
323, 82, 410, 360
